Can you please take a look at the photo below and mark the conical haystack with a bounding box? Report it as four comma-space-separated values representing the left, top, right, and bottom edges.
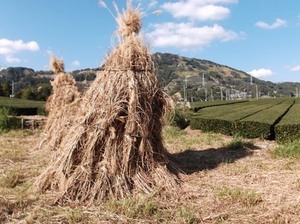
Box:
38, 56, 80, 151
34, 2, 179, 204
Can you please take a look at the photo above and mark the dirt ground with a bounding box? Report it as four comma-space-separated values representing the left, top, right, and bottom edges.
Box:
0, 128, 300, 223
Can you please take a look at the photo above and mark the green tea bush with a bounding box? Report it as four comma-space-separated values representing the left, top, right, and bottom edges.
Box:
192, 100, 248, 112
275, 100, 300, 142
190, 98, 297, 140
235, 99, 294, 139
0, 96, 45, 115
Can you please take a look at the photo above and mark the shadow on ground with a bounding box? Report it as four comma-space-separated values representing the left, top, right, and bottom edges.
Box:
171, 142, 260, 175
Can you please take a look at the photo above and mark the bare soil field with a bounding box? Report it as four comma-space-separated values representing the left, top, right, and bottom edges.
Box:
1, 128, 300, 223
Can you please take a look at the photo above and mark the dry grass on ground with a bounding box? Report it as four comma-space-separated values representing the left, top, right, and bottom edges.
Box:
1, 127, 300, 223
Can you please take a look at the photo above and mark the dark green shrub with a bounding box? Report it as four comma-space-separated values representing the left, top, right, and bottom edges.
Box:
8, 116, 21, 129
0, 108, 22, 132
168, 109, 191, 129
5, 107, 38, 116
0, 107, 10, 132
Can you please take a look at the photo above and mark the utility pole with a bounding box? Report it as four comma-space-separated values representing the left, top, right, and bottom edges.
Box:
202, 73, 205, 87
183, 76, 188, 105
10, 80, 15, 98
220, 87, 224, 101
183, 82, 186, 103
210, 89, 214, 101
255, 84, 259, 100
205, 88, 207, 101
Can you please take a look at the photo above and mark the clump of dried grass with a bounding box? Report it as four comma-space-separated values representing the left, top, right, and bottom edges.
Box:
116, 1, 142, 37
34, 1, 179, 204
38, 56, 80, 151
50, 56, 65, 74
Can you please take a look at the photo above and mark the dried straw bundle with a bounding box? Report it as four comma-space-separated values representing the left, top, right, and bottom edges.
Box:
50, 56, 65, 74
116, 1, 142, 37
34, 2, 179, 204
38, 56, 80, 151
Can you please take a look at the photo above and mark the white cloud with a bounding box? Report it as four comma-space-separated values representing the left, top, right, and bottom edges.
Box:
289, 65, 300, 72
248, 69, 275, 78
0, 38, 39, 63
6, 55, 21, 63
162, 0, 237, 21
147, 22, 239, 49
256, 18, 287, 30
72, 60, 81, 67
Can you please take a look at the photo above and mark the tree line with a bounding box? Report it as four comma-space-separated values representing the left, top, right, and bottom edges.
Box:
0, 80, 52, 101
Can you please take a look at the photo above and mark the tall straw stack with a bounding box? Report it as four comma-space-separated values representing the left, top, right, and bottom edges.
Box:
38, 56, 80, 151
34, 1, 179, 204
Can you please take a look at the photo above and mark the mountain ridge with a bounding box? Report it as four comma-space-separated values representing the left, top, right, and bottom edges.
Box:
0, 52, 299, 100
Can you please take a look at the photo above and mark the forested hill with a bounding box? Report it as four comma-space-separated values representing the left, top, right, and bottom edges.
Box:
153, 52, 252, 86
152, 52, 299, 98
0, 52, 299, 100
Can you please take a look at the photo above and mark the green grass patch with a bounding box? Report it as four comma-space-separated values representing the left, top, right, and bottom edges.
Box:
163, 126, 186, 140
166, 108, 192, 129
216, 187, 262, 207
176, 207, 197, 223
163, 126, 224, 153
272, 140, 300, 159
223, 136, 255, 151
65, 209, 92, 224
106, 195, 171, 221
105, 195, 199, 223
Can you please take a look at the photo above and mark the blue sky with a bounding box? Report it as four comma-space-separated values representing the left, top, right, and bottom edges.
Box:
0, 0, 299, 83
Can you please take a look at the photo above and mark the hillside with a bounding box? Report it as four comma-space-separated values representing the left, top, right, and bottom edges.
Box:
0, 53, 299, 101
153, 52, 298, 100
153, 52, 251, 86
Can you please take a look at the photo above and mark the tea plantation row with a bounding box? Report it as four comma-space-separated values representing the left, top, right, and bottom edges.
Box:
189, 98, 299, 142
0, 96, 45, 115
